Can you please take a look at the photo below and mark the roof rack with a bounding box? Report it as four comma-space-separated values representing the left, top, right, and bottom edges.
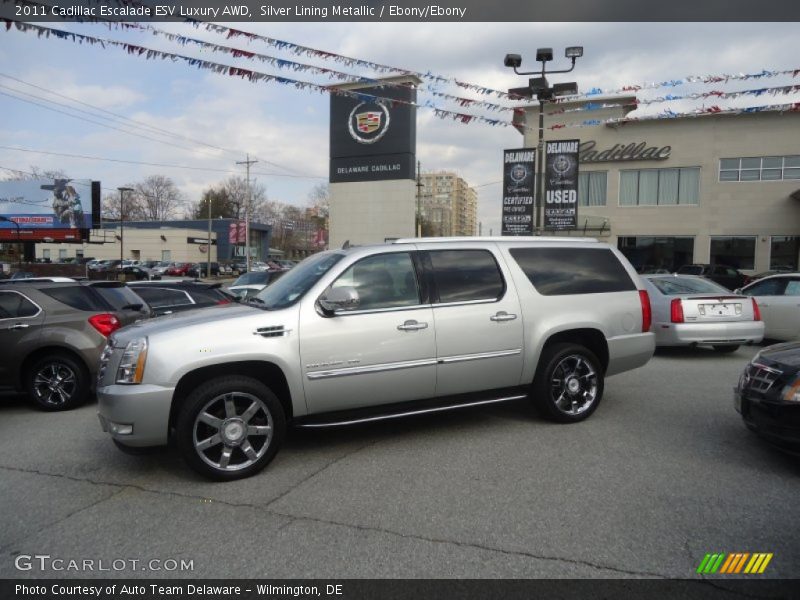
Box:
392, 236, 598, 244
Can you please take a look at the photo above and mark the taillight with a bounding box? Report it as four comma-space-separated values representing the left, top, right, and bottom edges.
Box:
638, 290, 651, 332
752, 298, 761, 321
217, 298, 231, 305
670, 298, 684, 323
88, 313, 122, 337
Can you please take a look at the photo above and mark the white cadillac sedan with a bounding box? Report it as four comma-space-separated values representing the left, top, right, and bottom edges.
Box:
642, 274, 764, 352
737, 273, 800, 341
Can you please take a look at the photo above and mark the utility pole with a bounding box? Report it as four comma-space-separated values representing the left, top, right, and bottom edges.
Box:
236, 154, 258, 271
206, 191, 212, 279
117, 187, 133, 267
416, 160, 423, 237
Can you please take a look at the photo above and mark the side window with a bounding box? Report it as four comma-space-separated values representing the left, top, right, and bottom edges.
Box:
0, 291, 40, 319
428, 249, 504, 303
509, 247, 636, 295
39, 286, 105, 311
783, 280, 800, 296
331, 252, 420, 311
743, 278, 787, 297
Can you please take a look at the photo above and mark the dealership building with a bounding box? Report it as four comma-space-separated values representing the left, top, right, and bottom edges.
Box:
515, 97, 800, 274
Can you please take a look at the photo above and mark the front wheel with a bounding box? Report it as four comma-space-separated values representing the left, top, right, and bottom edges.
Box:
531, 343, 604, 423
176, 376, 285, 480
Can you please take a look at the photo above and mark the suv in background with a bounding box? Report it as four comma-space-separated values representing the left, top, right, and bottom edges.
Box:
99, 237, 655, 480
677, 264, 746, 290
127, 280, 233, 316
0, 280, 149, 411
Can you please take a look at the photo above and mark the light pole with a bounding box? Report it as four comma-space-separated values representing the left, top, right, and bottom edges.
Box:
236, 155, 258, 272
117, 187, 133, 264
0, 216, 22, 269
504, 46, 582, 233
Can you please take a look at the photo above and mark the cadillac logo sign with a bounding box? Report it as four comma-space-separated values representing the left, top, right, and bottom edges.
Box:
348, 101, 390, 144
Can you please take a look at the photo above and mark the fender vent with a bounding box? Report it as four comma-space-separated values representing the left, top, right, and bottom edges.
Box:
253, 326, 290, 338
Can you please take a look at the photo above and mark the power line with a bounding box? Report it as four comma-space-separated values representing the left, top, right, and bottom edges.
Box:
0, 145, 325, 180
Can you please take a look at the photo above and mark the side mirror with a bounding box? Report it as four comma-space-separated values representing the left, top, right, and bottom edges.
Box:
318, 286, 360, 316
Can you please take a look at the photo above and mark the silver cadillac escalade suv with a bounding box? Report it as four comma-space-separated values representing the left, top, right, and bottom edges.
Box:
98, 237, 655, 480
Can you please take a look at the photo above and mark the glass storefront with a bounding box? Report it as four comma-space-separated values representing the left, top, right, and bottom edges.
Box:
709, 236, 756, 270
617, 236, 694, 273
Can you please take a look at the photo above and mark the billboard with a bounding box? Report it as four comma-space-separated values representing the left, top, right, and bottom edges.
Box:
544, 140, 580, 230
0, 179, 100, 242
501, 148, 535, 235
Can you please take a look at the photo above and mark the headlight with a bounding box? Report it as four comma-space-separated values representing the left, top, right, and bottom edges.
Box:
782, 377, 800, 403
116, 337, 148, 384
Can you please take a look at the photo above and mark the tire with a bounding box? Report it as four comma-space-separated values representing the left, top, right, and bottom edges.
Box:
176, 376, 286, 481
26, 352, 90, 411
712, 345, 740, 353
531, 343, 604, 423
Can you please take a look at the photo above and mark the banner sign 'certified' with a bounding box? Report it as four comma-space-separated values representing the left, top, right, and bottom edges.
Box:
501, 148, 535, 236
544, 140, 580, 230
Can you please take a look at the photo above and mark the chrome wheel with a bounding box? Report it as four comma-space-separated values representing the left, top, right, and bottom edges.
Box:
32, 362, 77, 407
192, 392, 273, 472
549, 354, 598, 416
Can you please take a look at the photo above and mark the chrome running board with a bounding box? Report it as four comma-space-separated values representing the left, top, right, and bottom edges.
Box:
295, 394, 528, 428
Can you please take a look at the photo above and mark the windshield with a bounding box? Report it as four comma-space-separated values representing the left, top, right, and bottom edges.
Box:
648, 277, 731, 296
233, 272, 269, 286
252, 251, 343, 310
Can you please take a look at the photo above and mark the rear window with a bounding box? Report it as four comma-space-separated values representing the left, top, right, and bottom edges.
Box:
131, 287, 193, 309
647, 277, 730, 296
428, 249, 505, 303
39, 286, 106, 311
91, 285, 146, 309
509, 247, 636, 296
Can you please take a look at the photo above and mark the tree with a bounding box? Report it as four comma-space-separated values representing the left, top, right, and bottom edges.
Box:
101, 186, 145, 221
306, 183, 330, 219
193, 186, 237, 220
220, 175, 267, 222
1, 166, 69, 181
133, 175, 184, 221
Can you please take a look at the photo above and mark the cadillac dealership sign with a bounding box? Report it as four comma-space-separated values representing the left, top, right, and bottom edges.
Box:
579, 140, 671, 163
330, 84, 416, 183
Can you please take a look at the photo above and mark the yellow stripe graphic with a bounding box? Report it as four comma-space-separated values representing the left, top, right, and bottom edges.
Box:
734, 553, 750, 573
758, 553, 773, 574
744, 554, 761, 574
719, 553, 736, 574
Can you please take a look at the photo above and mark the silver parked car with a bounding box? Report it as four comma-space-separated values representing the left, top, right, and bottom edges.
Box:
737, 273, 800, 341
641, 274, 764, 352
98, 237, 655, 480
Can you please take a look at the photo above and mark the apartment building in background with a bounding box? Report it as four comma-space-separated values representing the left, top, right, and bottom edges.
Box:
420, 171, 478, 237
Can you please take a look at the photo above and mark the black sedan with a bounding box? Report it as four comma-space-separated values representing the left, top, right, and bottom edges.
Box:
735, 342, 800, 449
127, 280, 234, 316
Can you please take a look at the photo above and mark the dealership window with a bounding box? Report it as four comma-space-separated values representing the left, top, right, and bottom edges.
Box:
578, 171, 607, 206
710, 236, 756, 270
617, 236, 694, 272
619, 167, 700, 206
58, 249, 67, 261
770, 236, 800, 270
161, 250, 171, 261
719, 156, 800, 181
42, 249, 50, 260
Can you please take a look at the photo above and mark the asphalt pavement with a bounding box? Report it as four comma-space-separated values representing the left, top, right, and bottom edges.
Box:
1, 344, 798, 579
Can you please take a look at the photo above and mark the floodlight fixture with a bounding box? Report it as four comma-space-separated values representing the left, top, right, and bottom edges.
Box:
535, 48, 553, 62
504, 53, 522, 68
565, 46, 584, 59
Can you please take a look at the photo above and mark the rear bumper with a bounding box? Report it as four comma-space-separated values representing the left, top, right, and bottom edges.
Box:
606, 332, 655, 376
654, 321, 764, 346
97, 383, 174, 447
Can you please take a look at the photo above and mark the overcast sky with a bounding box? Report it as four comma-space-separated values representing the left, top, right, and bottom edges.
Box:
1, 21, 799, 234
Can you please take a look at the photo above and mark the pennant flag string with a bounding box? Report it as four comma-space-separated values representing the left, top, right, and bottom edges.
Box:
3, 17, 799, 137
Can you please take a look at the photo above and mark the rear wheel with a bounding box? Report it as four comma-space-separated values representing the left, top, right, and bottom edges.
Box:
26, 352, 90, 411
712, 345, 740, 353
531, 343, 604, 423
176, 376, 285, 480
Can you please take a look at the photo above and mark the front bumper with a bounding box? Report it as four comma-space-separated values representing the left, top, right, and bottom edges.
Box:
655, 321, 764, 346
735, 387, 800, 447
97, 384, 174, 447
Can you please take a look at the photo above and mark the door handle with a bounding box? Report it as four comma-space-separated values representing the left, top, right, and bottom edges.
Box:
8, 323, 30, 330
397, 320, 428, 331
490, 311, 518, 322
